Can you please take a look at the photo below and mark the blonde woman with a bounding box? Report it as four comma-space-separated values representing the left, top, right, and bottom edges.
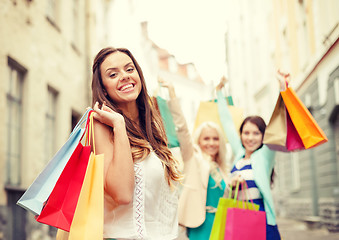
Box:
159, 78, 228, 240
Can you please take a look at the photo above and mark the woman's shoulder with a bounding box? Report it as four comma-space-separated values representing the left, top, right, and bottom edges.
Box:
259, 144, 275, 157
93, 118, 112, 135
92, 119, 114, 148
251, 145, 276, 168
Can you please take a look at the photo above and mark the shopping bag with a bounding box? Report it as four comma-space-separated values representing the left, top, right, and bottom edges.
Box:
209, 183, 259, 240
285, 107, 305, 151
68, 112, 104, 239
263, 94, 288, 151
225, 96, 234, 106
281, 87, 328, 149
194, 100, 244, 142
263, 94, 304, 152
224, 182, 266, 240
36, 111, 93, 231
224, 207, 266, 240
17, 109, 91, 215
156, 96, 180, 148
56, 153, 104, 240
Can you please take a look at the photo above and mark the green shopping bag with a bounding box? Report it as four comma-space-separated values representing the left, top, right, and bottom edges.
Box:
156, 96, 180, 148
209, 182, 259, 240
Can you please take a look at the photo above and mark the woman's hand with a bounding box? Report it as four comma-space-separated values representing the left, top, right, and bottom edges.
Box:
158, 77, 176, 99
216, 76, 227, 91
229, 174, 245, 188
92, 101, 125, 128
276, 69, 290, 91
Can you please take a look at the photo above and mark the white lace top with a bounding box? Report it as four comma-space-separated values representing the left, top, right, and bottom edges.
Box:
103, 151, 179, 239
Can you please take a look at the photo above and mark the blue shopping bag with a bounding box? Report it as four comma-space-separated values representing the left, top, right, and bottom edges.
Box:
17, 109, 91, 215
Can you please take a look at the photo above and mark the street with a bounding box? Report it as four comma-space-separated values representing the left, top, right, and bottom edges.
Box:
277, 217, 339, 240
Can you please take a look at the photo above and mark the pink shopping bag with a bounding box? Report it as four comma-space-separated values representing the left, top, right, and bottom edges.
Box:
224, 207, 266, 240
224, 181, 266, 240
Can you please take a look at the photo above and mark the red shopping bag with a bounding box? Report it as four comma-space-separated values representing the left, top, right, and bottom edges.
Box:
36, 111, 93, 231
56, 112, 104, 239
224, 182, 266, 240
285, 107, 304, 151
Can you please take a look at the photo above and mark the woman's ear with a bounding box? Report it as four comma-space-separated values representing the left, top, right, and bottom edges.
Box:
103, 89, 107, 96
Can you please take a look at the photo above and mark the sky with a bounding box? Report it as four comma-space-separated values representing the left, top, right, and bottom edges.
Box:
136, 0, 229, 84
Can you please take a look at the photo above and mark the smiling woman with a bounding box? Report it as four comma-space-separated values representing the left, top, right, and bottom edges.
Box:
197, 126, 221, 159
99, 52, 142, 107
158, 77, 228, 240
216, 76, 282, 240
90, 47, 182, 240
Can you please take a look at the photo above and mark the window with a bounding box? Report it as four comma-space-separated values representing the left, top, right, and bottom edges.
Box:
45, 87, 58, 163
297, 1, 309, 70
6, 58, 26, 186
290, 152, 301, 192
71, 111, 81, 132
72, 0, 80, 46
46, 0, 58, 27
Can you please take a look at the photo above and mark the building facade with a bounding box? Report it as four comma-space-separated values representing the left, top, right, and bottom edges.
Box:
224, 0, 339, 231
0, 0, 101, 239
272, 0, 339, 231
0, 0, 208, 239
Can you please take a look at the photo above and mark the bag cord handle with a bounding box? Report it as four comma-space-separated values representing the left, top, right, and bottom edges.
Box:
230, 181, 257, 210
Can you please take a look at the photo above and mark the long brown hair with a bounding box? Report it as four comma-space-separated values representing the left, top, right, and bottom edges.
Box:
92, 47, 182, 186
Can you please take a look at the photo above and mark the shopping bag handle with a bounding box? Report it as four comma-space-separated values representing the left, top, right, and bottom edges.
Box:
236, 181, 257, 210
229, 181, 240, 201
71, 108, 92, 135
81, 110, 95, 143
88, 112, 97, 155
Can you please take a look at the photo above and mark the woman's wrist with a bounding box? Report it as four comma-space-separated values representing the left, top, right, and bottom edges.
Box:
112, 118, 126, 132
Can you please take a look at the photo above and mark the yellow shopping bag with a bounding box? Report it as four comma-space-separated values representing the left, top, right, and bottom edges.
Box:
194, 101, 244, 142
56, 112, 104, 240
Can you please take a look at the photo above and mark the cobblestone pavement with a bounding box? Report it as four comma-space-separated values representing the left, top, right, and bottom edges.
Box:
277, 217, 339, 240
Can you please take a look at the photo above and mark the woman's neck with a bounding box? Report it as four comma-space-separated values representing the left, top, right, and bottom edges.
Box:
120, 102, 139, 124
244, 151, 253, 160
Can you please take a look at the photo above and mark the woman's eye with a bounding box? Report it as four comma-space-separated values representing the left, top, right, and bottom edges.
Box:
109, 73, 117, 78
127, 67, 134, 72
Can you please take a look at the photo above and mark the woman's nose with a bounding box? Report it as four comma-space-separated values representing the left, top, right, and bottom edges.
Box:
246, 134, 254, 140
121, 71, 130, 80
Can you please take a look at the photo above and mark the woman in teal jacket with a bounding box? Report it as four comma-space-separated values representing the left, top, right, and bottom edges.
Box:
216, 76, 282, 240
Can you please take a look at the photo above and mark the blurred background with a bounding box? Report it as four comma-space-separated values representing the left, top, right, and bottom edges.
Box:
0, 0, 338, 239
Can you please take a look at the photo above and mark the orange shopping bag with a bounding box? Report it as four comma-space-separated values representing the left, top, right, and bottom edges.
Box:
263, 93, 305, 152
281, 87, 328, 149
